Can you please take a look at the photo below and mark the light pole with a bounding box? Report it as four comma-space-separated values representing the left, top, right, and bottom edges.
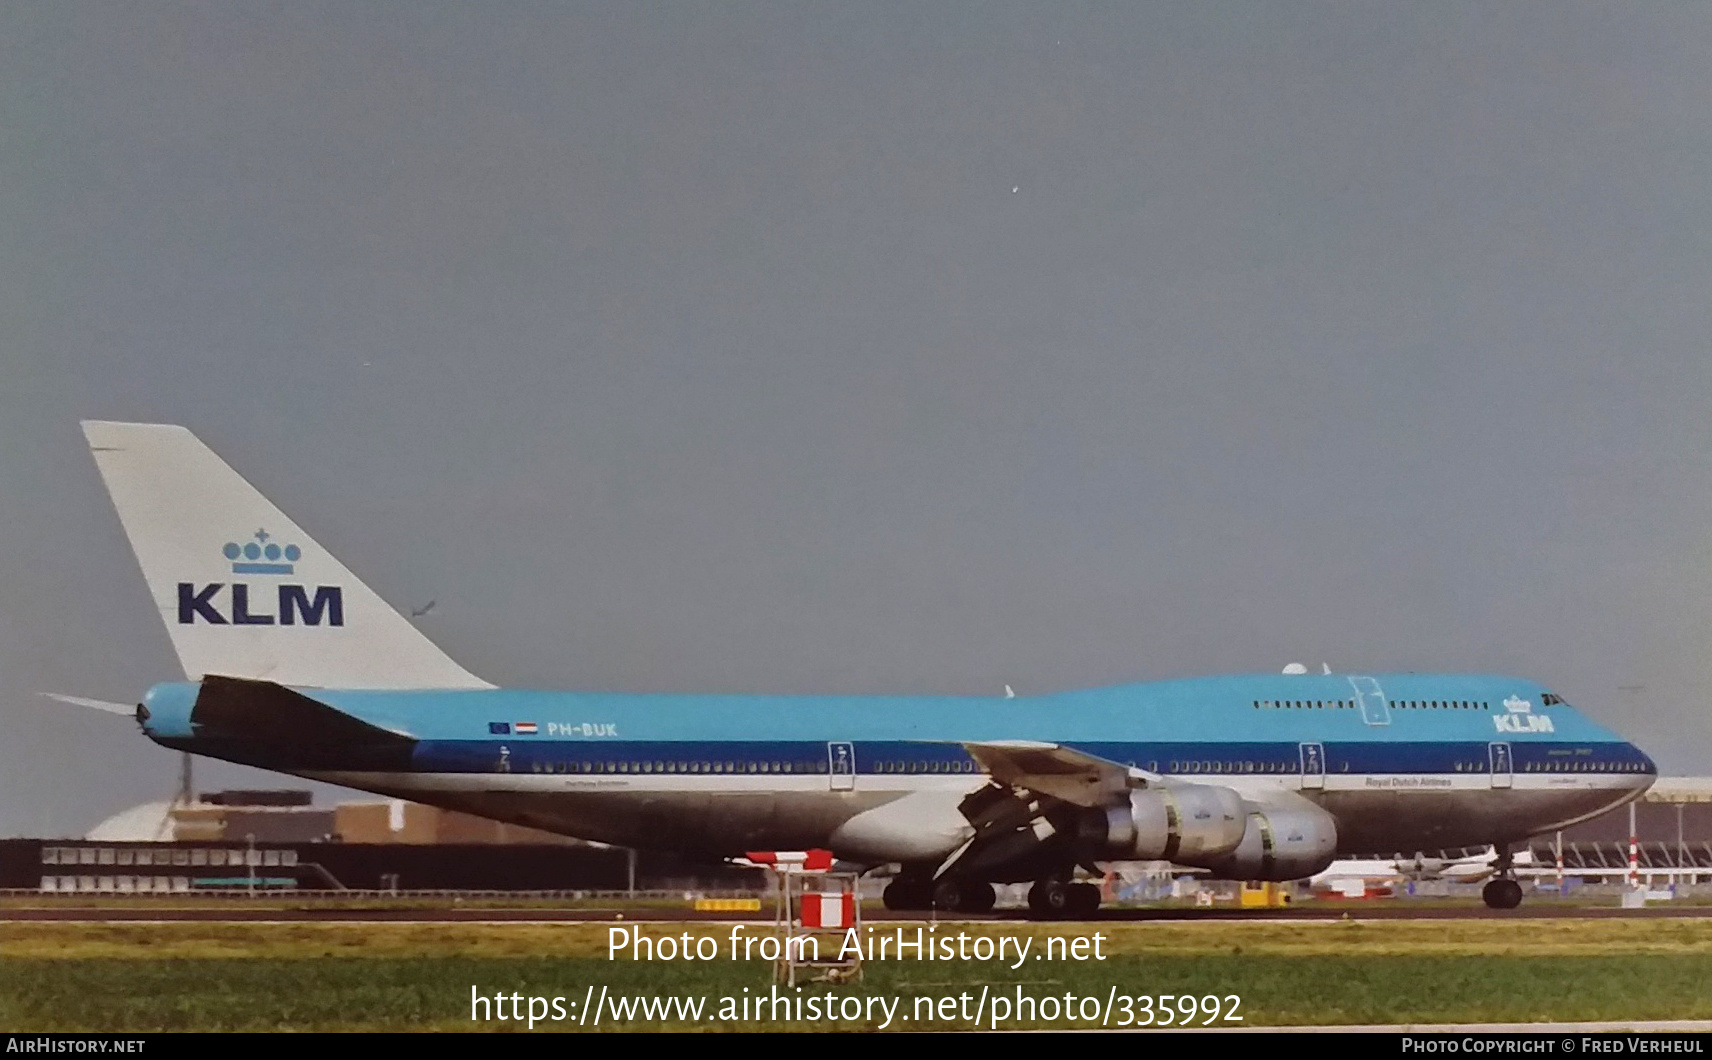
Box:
1628, 801, 1640, 894
1677, 802, 1687, 889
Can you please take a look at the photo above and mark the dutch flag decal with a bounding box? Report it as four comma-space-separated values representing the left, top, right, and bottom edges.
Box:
514, 722, 539, 735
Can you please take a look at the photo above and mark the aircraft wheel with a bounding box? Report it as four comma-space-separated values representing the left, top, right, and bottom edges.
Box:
1482, 878, 1523, 910
931, 879, 965, 912
931, 879, 995, 913
1069, 882, 1102, 917
884, 880, 931, 911
961, 881, 997, 914
1028, 879, 1074, 918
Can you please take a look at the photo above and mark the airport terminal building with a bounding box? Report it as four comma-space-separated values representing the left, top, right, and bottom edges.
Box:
0, 789, 762, 894
1524, 777, 1712, 875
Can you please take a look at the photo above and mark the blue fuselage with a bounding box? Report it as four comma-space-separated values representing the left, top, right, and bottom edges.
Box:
140, 671, 1655, 864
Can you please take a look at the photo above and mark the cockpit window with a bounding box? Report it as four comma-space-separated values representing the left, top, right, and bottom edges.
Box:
1541, 693, 1566, 707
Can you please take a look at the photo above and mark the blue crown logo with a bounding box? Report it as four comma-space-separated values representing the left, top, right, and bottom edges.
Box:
221, 530, 301, 575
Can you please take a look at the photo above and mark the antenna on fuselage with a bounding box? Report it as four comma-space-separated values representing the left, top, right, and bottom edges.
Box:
1003, 685, 1016, 699
1322, 663, 1332, 675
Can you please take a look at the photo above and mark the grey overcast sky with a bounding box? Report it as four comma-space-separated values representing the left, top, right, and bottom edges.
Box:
3, 3, 1710, 837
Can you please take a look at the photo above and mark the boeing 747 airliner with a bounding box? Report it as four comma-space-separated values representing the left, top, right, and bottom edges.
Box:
66, 422, 1657, 914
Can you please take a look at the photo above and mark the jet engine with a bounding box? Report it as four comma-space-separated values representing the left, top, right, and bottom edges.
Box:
1197, 802, 1339, 881
1082, 783, 1247, 862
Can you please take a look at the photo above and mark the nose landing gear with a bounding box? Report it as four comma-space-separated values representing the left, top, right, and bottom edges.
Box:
1481, 848, 1524, 909
1481, 878, 1523, 909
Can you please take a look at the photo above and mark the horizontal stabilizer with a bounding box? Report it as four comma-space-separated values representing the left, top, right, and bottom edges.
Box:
42, 692, 136, 716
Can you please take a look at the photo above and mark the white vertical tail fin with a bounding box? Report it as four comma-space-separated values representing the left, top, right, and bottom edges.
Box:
82, 421, 492, 690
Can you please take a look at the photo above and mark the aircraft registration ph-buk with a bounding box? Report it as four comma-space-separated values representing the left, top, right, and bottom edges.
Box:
66, 422, 1658, 915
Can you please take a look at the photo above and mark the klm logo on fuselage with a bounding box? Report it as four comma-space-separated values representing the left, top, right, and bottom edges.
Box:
176, 531, 343, 626
1494, 694, 1554, 734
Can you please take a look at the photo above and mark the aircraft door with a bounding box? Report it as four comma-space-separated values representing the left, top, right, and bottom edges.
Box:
828, 741, 856, 792
1346, 676, 1391, 726
1489, 742, 1513, 789
1299, 742, 1326, 790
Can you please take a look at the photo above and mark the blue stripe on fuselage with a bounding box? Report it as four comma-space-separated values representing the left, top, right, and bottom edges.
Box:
141, 672, 1655, 775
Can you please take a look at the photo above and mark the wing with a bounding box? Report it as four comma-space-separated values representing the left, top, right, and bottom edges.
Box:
962, 740, 1155, 807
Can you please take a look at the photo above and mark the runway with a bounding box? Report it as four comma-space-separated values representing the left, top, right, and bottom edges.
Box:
8, 902, 1712, 923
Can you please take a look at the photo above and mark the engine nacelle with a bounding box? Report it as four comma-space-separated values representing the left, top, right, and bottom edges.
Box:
1084, 783, 1247, 862
1196, 803, 1339, 881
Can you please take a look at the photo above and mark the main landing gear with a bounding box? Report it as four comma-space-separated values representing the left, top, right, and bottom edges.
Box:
881, 877, 930, 910
881, 875, 1102, 917
1481, 848, 1524, 910
882, 877, 996, 914
933, 879, 997, 914
1027, 879, 1101, 918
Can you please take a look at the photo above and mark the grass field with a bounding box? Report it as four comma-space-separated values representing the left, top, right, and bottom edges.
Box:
5, 918, 1712, 1030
